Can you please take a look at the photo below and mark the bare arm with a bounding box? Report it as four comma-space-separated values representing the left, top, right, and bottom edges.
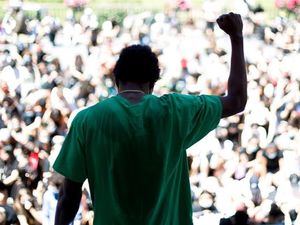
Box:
55, 178, 83, 225
217, 13, 247, 117
3, 169, 19, 186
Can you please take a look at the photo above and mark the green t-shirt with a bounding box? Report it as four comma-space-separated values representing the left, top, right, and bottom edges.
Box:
53, 93, 222, 225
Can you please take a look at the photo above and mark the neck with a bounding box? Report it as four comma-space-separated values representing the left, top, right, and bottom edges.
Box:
119, 90, 145, 95
118, 81, 152, 94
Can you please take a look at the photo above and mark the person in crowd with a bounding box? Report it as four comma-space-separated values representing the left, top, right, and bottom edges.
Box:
0, 182, 19, 225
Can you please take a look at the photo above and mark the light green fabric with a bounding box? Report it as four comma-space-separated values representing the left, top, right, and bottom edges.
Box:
54, 93, 222, 225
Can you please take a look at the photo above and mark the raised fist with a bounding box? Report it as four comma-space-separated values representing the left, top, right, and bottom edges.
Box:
217, 12, 243, 37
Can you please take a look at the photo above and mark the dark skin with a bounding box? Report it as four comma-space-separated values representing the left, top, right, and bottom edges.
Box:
217, 12, 247, 117
54, 179, 82, 225
54, 12, 247, 225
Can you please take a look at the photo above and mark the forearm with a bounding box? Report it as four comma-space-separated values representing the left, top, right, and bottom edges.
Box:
28, 208, 42, 224
3, 170, 19, 185
227, 35, 247, 108
55, 194, 81, 225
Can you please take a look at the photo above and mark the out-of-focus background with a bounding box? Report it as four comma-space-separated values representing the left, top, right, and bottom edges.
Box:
0, 0, 299, 225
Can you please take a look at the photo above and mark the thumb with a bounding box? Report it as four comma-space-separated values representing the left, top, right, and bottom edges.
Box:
216, 15, 226, 28
217, 19, 226, 30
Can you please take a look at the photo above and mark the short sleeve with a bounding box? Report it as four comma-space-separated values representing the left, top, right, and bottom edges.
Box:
170, 94, 222, 149
53, 113, 87, 183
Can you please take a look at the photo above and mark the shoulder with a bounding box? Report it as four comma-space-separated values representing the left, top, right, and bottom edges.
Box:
160, 93, 195, 100
67, 106, 90, 128
42, 189, 53, 200
159, 93, 221, 107
0, 204, 18, 218
68, 98, 114, 126
159, 93, 197, 104
277, 150, 284, 158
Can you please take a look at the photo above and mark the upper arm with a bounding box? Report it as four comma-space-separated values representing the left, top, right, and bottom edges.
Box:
219, 95, 246, 118
55, 178, 83, 225
60, 178, 83, 201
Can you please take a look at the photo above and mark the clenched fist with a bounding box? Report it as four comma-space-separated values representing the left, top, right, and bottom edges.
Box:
217, 12, 243, 38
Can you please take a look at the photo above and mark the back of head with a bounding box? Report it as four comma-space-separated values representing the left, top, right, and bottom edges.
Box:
234, 210, 249, 225
113, 45, 160, 88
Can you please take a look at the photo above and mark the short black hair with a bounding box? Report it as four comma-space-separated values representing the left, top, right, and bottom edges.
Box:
113, 45, 160, 87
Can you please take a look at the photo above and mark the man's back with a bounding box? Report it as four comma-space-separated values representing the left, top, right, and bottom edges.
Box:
54, 93, 222, 225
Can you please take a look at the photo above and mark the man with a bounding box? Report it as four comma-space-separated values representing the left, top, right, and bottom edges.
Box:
54, 13, 247, 225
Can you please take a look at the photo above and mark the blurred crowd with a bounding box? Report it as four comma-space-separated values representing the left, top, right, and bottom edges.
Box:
0, 0, 299, 224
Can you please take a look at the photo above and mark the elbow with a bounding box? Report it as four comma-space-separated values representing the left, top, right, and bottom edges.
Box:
232, 95, 247, 114
238, 97, 247, 112
220, 94, 247, 118
240, 97, 247, 112
234, 88, 247, 113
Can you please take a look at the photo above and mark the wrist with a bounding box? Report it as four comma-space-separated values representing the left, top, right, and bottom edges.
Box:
230, 33, 243, 42
230, 36, 243, 46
